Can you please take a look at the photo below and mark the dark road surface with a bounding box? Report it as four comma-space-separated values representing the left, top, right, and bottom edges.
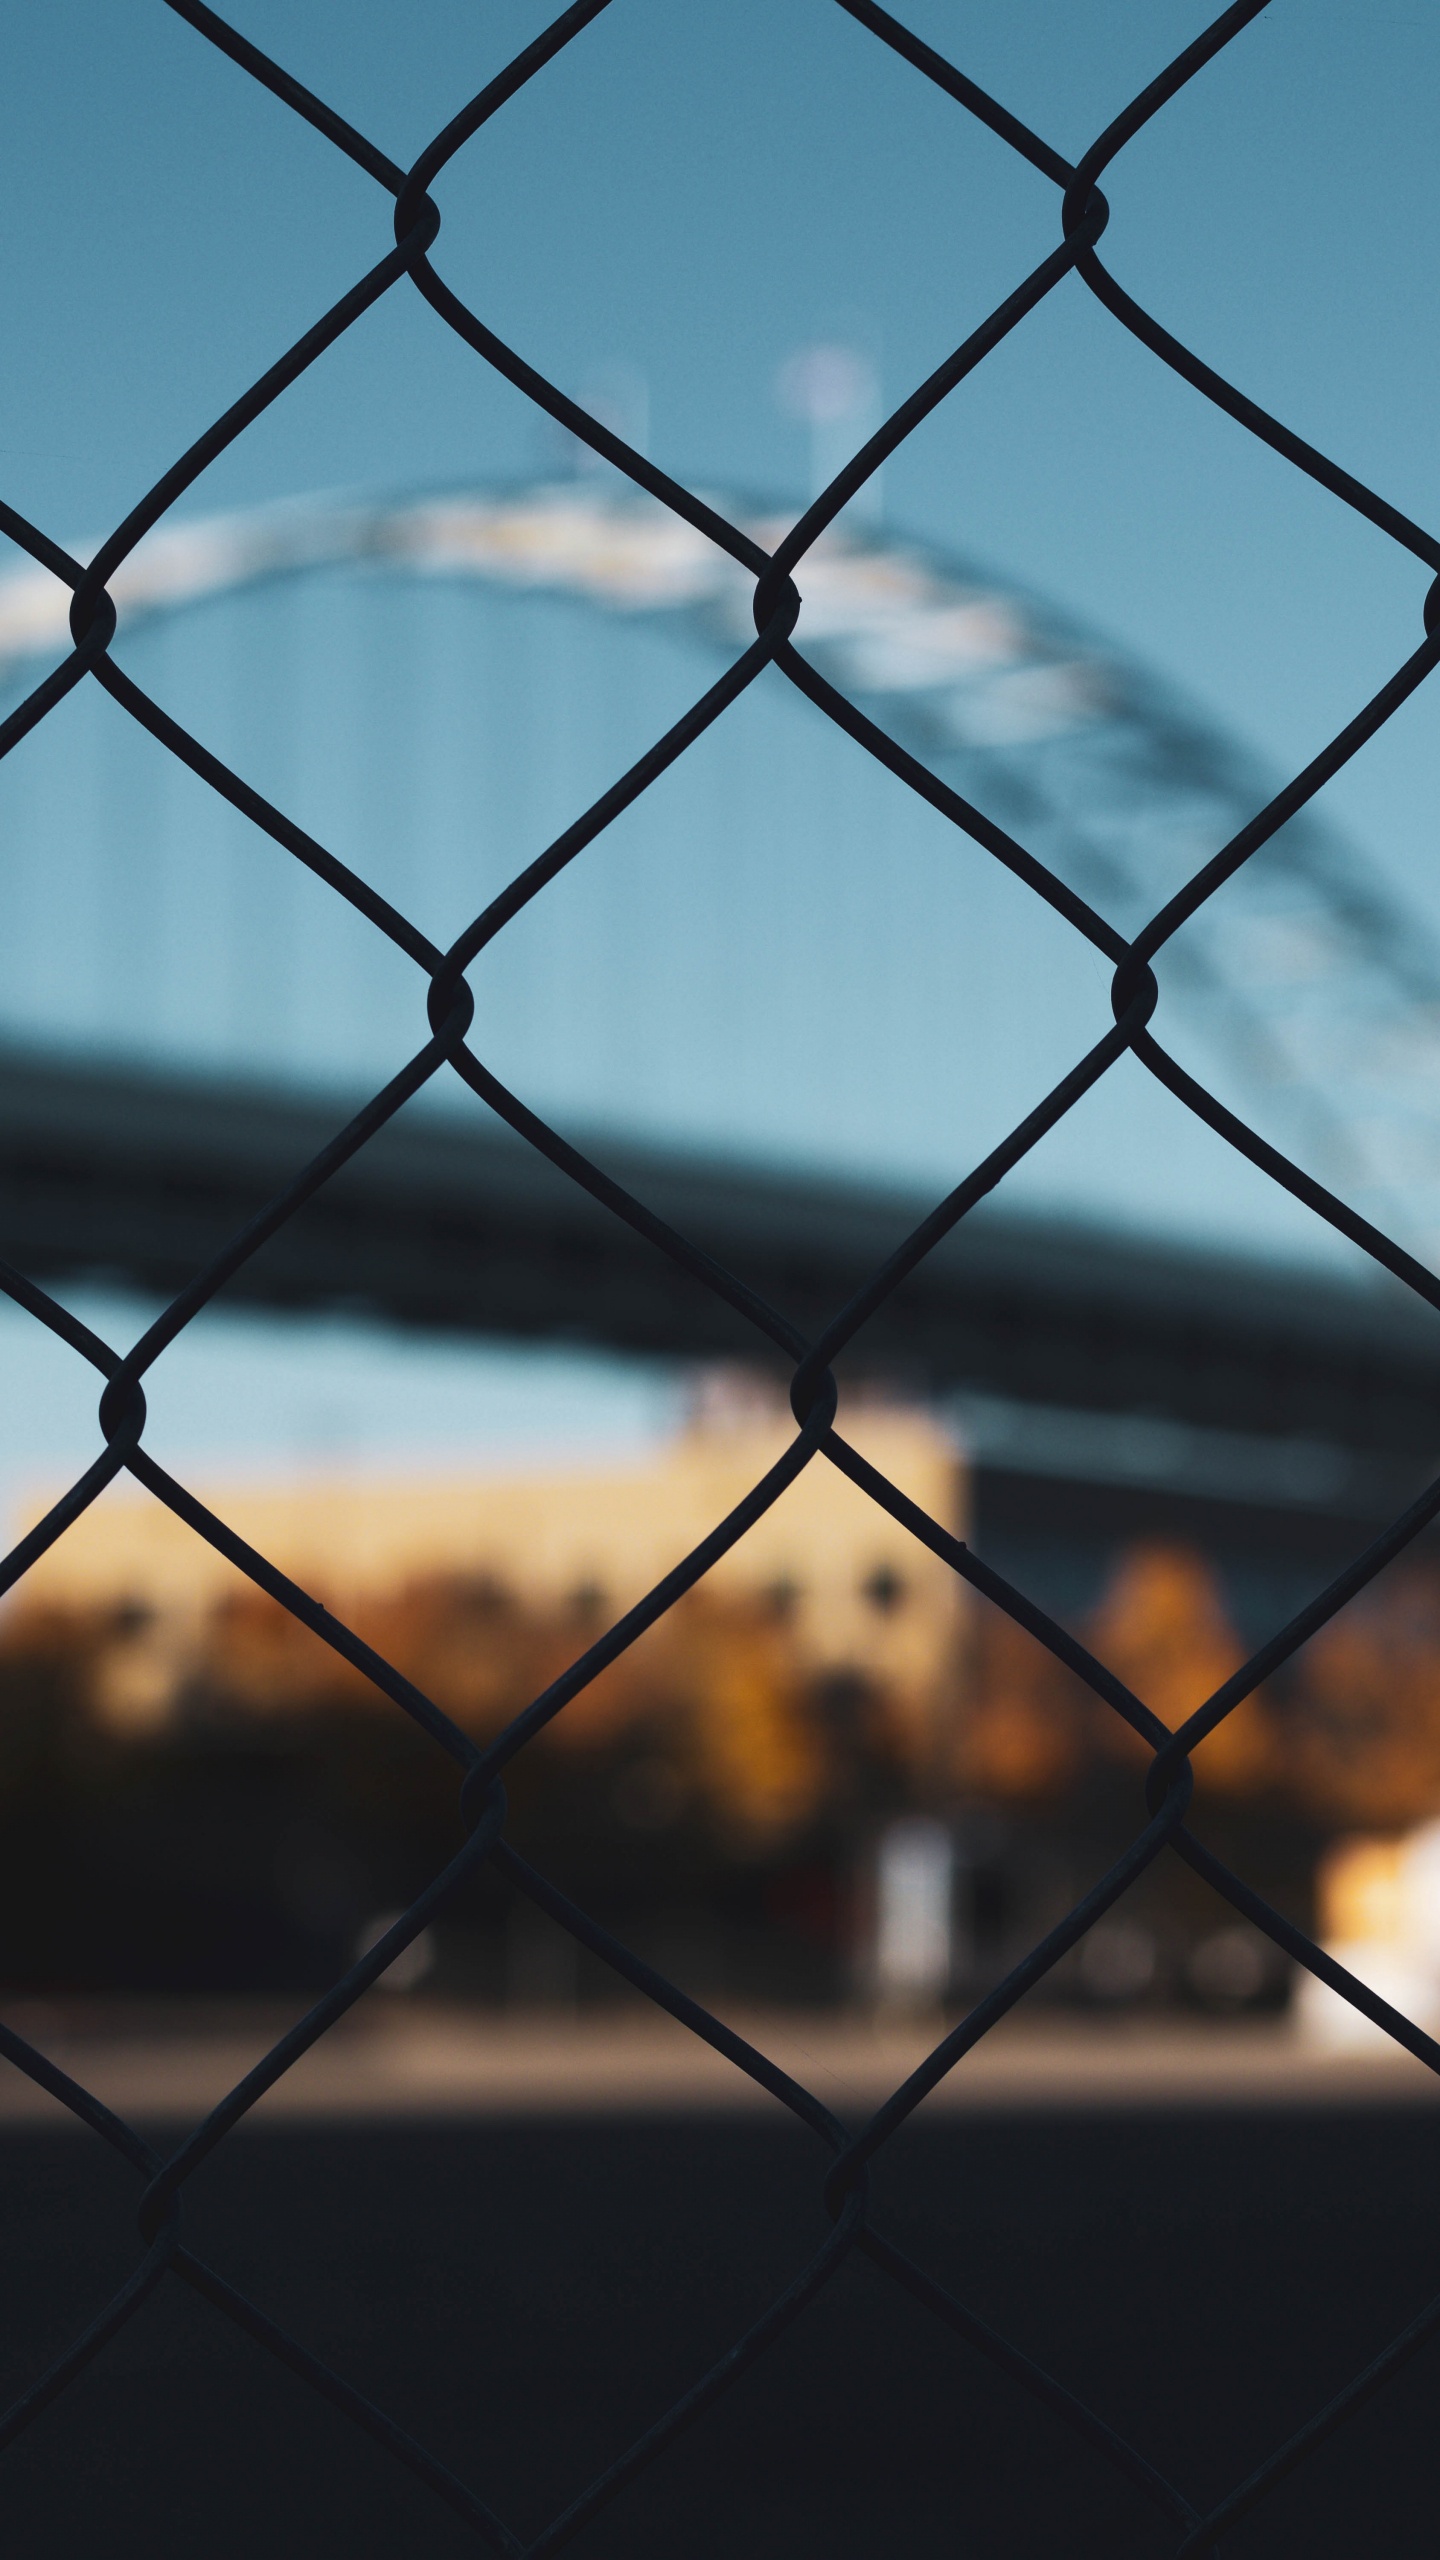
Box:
2, 2109, 1438, 2557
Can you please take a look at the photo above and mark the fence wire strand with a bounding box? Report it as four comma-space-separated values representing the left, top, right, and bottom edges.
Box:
0, 2, 1437, 2549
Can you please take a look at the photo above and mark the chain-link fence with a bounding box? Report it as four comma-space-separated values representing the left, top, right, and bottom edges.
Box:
2, 1, 1439, 2549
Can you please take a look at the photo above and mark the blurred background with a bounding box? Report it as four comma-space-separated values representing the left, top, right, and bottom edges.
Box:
2, 0, 1440, 2037
11, 10, 1440, 2555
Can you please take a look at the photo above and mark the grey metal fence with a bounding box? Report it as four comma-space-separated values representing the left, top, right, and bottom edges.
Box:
2, 3, 1439, 2549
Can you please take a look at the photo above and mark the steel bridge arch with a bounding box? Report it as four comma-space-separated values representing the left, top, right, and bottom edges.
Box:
1, 476, 1437, 1258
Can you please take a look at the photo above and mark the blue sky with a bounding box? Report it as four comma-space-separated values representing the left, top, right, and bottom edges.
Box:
5, 0, 1438, 899
1, 0, 1437, 1497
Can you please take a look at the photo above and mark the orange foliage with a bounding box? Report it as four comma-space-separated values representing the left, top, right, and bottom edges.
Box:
960, 1545, 1440, 1832
954, 1609, 1090, 1800
1084, 1545, 1274, 1797
0, 1573, 847, 1852
20, 1530, 1440, 1843
960, 1544, 1277, 1808
1286, 1575, 1440, 1829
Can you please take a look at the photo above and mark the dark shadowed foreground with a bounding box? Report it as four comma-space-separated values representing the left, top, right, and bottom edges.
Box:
2, 2106, 1439, 2557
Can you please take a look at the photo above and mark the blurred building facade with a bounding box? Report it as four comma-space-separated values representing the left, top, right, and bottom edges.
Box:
0, 1401, 968, 1999
6, 1395, 963, 1821
5, 1395, 1440, 2012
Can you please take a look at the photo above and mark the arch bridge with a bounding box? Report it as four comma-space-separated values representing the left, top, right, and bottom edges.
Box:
2, 480, 1438, 1560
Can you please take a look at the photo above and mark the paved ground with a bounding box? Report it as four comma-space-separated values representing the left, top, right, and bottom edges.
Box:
0, 1997, 1433, 2127
2, 2095, 1440, 2556
4, 2004, 1439, 2556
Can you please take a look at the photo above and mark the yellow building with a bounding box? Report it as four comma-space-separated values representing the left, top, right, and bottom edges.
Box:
7, 1397, 966, 1775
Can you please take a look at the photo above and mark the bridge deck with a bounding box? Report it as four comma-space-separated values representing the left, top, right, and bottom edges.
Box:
2, 1047, 1436, 1540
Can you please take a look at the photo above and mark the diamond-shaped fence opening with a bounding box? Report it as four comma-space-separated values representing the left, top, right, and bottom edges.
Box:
2, 2, 1440, 2551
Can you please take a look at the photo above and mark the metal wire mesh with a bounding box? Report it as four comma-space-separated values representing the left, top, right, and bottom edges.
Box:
2, 1, 1439, 2548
